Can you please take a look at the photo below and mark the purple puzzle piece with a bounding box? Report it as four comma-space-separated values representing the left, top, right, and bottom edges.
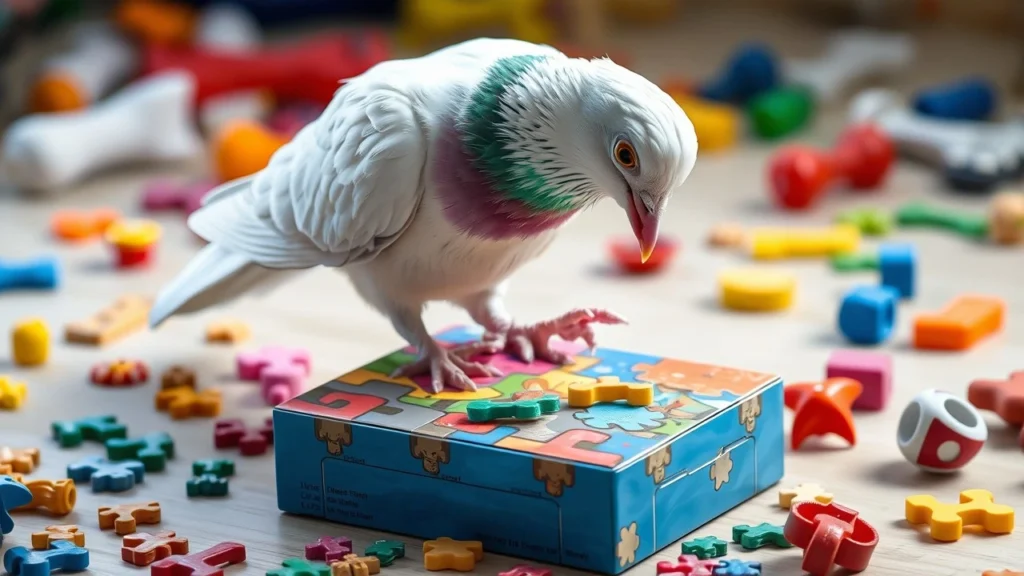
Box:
142, 179, 214, 215
304, 535, 353, 562
3, 540, 90, 575
236, 346, 311, 406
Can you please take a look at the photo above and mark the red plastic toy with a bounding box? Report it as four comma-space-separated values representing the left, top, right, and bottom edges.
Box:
768, 123, 894, 210
90, 360, 150, 387
214, 418, 274, 456
783, 378, 862, 450
142, 31, 390, 106
150, 541, 246, 576
783, 501, 878, 576
608, 237, 679, 274
968, 371, 1024, 448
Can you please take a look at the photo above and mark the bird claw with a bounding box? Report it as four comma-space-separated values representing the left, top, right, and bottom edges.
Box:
500, 308, 627, 366
390, 341, 503, 394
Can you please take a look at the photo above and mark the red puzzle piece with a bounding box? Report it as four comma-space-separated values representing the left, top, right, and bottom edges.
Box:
968, 371, 1024, 446
784, 378, 862, 449
499, 565, 553, 576
783, 501, 878, 576
150, 541, 246, 576
656, 554, 721, 576
214, 418, 273, 456
435, 413, 498, 434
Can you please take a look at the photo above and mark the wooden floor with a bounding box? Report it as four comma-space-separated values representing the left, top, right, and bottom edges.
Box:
1, 5, 1023, 575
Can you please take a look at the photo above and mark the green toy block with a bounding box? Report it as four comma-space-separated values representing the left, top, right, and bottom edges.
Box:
193, 459, 235, 478
186, 474, 229, 497
106, 432, 174, 472
830, 252, 879, 272
895, 201, 989, 239
51, 415, 127, 448
680, 535, 728, 559
747, 86, 814, 140
732, 522, 793, 550
365, 540, 405, 566
835, 208, 893, 236
266, 557, 330, 576
466, 394, 560, 422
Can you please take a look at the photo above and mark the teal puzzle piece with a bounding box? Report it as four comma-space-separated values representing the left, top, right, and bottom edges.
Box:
186, 474, 229, 497
193, 459, 235, 478
681, 535, 728, 559
106, 432, 174, 472
731, 523, 792, 550
365, 540, 405, 566
466, 394, 560, 422
51, 415, 126, 448
266, 557, 330, 576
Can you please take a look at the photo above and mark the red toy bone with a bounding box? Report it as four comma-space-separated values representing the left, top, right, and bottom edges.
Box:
656, 554, 721, 576
142, 30, 390, 106
150, 541, 246, 576
784, 501, 878, 576
768, 123, 894, 210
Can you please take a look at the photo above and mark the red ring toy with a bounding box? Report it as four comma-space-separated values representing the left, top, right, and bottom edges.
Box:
783, 500, 879, 576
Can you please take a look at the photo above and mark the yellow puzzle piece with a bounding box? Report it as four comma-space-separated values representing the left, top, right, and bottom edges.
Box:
778, 483, 833, 509
12, 318, 49, 366
905, 489, 1014, 542
0, 376, 27, 410
719, 268, 796, 312
423, 537, 484, 572
567, 376, 653, 408
749, 225, 860, 260
398, 0, 553, 48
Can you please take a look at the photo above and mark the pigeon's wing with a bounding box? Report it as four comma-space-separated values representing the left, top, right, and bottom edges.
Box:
188, 67, 430, 269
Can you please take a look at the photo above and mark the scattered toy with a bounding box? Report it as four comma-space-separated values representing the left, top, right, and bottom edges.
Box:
784, 501, 878, 576
192, 459, 234, 478
0, 376, 27, 410
968, 371, 1024, 448
64, 294, 151, 346
11, 478, 77, 516
267, 558, 330, 576
826, 350, 892, 411
104, 219, 162, 268
211, 120, 289, 182
718, 268, 795, 312
656, 554, 721, 576
877, 243, 916, 299
0, 447, 39, 474
398, 0, 552, 48
149, 541, 246, 576
786, 28, 912, 102
837, 285, 898, 345
12, 318, 49, 367
747, 85, 814, 140
364, 540, 405, 567
89, 359, 149, 386
236, 345, 311, 405
680, 536, 727, 559
748, 225, 859, 259
913, 294, 1004, 351
214, 417, 274, 456
115, 0, 196, 45
707, 223, 746, 248
186, 474, 228, 497
830, 251, 877, 272
607, 236, 679, 274
567, 376, 653, 408
50, 208, 120, 242
142, 179, 213, 216
66, 456, 144, 492
205, 319, 251, 344
784, 378, 862, 449
330, 553, 381, 576
305, 536, 353, 563
714, 559, 762, 576
97, 501, 161, 535
105, 432, 174, 472
731, 522, 792, 549
0, 476, 33, 539
31, 525, 84, 550
121, 530, 189, 567
51, 415, 127, 448
697, 43, 779, 105
913, 76, 996, 121
896, 201, 989, 239
498, 565, 552, 576
155, 386, 223, 419
905, 489, 1014, 542
897, 388, 987, 473
467, 394, 559, 422
0, 256, 60, 293
423, 537, 483, 571
161, 365, 195, 390
835, 207, 892, 236
778, 483, 833, 509
989, 191, 1024, 245
666, 92, 739, 153
2, 541, 90, 576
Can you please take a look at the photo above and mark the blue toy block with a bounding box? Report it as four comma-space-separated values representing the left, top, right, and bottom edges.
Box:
838, 285, 898, 345
0, 256, 59, 293
878, 243, 915, 299
913, 77, 996, 121
0, 476, 33, 537
4, 541, 90, 576
697, 43, 779, 105
66, 456, 144, 493
713, 559, 762, 576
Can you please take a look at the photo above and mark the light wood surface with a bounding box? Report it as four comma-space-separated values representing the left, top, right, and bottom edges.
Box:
2, 6, 1024, 575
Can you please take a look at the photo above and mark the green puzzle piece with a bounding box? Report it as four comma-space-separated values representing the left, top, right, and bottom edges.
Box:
365, 540, 405, 566
747, 86, 814, 140
106, 432, 174, 472
732, 522, 793, 550
51, 415, 126, 448
835, 208, 892, 236
830, 251, 879, 272
466, 394, 560, 422
186, 473, 229, 497
896, 201, 989, 239
681, 535, 728, 559
193, 459, 235, 478
266, 557, 330, 576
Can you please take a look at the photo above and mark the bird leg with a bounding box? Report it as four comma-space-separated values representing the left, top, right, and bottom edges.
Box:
500, 308, 628, 364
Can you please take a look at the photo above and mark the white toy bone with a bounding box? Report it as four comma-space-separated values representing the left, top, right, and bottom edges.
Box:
31, 21, 138, 110
786, 28, 913, 102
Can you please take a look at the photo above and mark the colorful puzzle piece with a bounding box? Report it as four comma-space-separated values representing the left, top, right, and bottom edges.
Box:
364, 540, 405, 567
13, 478, 77, 515
305, 536, 353, 562
713, 559, 762, 576
236, 345, 311, 405
0, 447, 39, 474
784, 378, 862, 449
0, 476, 33, 534
655, 553, 720, 576
105, 432, 174, 472
31, 525, 84, 550
498, 565, 552, 576
205, 319, 251, 344
732, 523, 792, 549
568, 376, 654, 408
214, 418, 274, 456
50, 208, 119, 241
681, 536, 728, 559
3, 541, 89, 575
51, 415, 126, 448
466, 394, 560, 422
0, 376, 27, 410
186, 474, 228, 497
778, 483, 833, 509
122, 530, 189, 566
330, 554, 381, 576
89, 359, 149, 386
192, 459, 234, 478
496, 429, 622, 467
574, 403, 666, 431
155, 386, 223, 419
98, 502, 161, 535
160, 365, 196, 390
905, 489, 1014, 542
66, 456, 144, 492
423, 537, 483, 571
150, 541, 246, 576
267, 558, 330, 576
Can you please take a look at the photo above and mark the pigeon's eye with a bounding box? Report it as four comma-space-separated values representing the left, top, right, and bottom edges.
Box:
614, 140, 637, 169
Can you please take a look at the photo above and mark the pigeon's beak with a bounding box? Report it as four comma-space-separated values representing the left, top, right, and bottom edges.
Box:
627, 189, 660, 263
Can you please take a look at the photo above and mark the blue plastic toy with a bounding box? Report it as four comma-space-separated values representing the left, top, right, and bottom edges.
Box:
0, 256, 59, 293
878, 243, 916, 299
913, 77, 996, 121
3, 541, 90, 576
697, 43, 779, 105
838, 285, 898, 345
0, 476, 33, 546
713, 559, 762, 576
66, 456, 144, 493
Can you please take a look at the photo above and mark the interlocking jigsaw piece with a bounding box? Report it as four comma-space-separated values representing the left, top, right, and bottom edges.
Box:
364, 540, 405, 567
31, 525, 84, 550
305, 536, 352, 563
0, 376, 27, 409
0, 476, 33, 535
731, 523, 792, 549
98, 502, 161, 535
186, 474, 228, 497
423, 538, 483, 571
681, 536, 728, 559
150, 541, 246, 576
498, 565, 552, 576
267, 558, 330, 576
567, 376, 653, 408
655, 554, 721, 576
193, 459, 234, 478
67, 456, 144, 492
205, 319, 251, 344
51, 415, 126, 448
14, 478, 77, 515
905, 489, 1014, 542
214, 418, 274, 456
330, 554, 381, 576
155, 386, 223, 419
106, 432, 174, 472
160, 365, 196, 389
466, 394, 559, 422
778, 483, 833, 509
3, 541, 89, 575
0, 447, 40, 474
122, 530, 189, 566
713, 559, 762, 576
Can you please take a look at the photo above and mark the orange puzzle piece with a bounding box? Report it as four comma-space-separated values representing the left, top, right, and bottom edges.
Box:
13, 478, 77, 515
423, 537, 484, 572
160, 365, 196, 390
65, 295, 152, 346
50, 208, 120, 241
913, 295, 1004, 351
155, 386, 222, 419
330, 553, 381, 576
98, 502, 162, 535
784, 378, 862, 450
905, 489, 1014, 542
567, 376, 653, 408
0, 447, 40, 474
31, 525, 85, 550
205, 320, 251, 344
122, 530, 190, 566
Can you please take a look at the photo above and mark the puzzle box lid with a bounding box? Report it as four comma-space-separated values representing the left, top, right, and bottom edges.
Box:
278, 325, 780, 469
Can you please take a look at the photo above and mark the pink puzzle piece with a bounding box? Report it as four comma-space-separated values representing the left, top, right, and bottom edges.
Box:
499, 565, 553, 576
142, 179, 214, 216
435, 412, 499, 434
305, 536, 353, 562
237, 346, 311, 405
826, 350, 892, 411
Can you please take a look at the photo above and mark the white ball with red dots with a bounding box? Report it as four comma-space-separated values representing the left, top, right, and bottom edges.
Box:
897, 388, 987, 473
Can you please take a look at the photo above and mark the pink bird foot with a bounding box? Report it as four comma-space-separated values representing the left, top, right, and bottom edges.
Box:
498, 308, 628, 365
390, 340, 503, 394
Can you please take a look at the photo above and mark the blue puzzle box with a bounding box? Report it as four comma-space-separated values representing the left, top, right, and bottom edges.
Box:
274, 326, 784, 574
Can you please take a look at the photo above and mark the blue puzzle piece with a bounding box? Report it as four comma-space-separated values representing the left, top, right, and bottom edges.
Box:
575, 348, 662, 382
574, 404, 666, 432
837, 285, 898, 345
913, 76, 996, 122
878, 243, 915, 299
697, 43, 779, 105
713, 559, 762, 576
4, 541, 90, 576
0, 476, 32, 535
66, 456, 144, 493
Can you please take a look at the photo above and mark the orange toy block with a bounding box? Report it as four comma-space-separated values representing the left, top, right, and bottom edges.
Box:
50, 209, 120, 242
422, 537, 484, 572
212, 120, 289, 182
65, 295, 151, 346
122, 530, 190, 566
155, 386, 222, 419
205, 319, 251, 344
330, 553, 382, 576
983, 571, 1024, 576
31, 525, 85, 550
708, 223, 746, 248
0, 447, 39, 474
783, 378, 862, 450
567, 376, 653, 408
13, 478, 77, 516
905, 489, 1014, 542
98, 501, 162, 535
115, 0, 196, 45
913, 295, 1004, 351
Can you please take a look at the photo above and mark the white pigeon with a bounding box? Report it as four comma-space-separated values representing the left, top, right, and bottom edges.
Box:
149, 38, 698, 393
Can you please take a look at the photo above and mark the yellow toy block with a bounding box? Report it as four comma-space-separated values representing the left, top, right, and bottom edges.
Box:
12, 318, 49, 366
0, 376, 27, 410
398, 0, 553, 48
719, 268, 796, 312
670, 94, 739, 153
567, 376, 653, 408
749, 225, 860, 260
905, 489, 1014, 542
